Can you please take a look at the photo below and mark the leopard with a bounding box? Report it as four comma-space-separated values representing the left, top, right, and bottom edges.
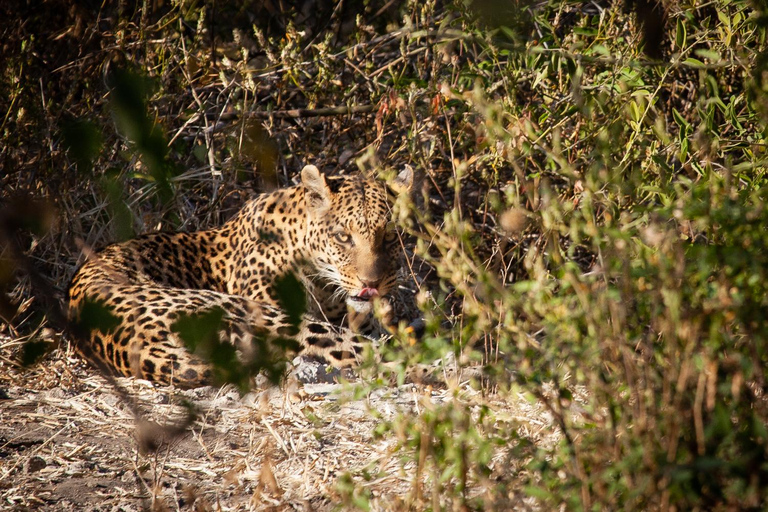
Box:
67, 165, 414, 388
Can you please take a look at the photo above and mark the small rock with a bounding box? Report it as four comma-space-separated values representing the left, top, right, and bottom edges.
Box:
27, 456, 46, 473
291, 356, 342, 384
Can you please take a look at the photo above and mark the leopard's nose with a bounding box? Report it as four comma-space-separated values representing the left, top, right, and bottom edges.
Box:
358, 276, 381, 290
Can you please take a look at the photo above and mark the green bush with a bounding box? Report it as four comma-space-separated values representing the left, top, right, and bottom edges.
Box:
369, 0, 768, 509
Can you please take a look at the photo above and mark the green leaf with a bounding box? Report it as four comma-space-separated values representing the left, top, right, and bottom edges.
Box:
171, 307, 226, 353
75, 298, 121, 334
108, 67, 177, 210
61, 119, 103, 173
171, 308, 252, 390
672, 109, 689, 130
20, 340, 50, 367
573, 27, 597, 36
695, 49, 721, 62
524, 485, 552, 500
192, 143, 207, 163
675, 18, 687, 50
717, 10, 731, 28
683, 57, 706, 68
273, 272, 306, 334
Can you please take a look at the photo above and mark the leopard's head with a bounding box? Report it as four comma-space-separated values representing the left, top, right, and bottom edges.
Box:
301, 165, 413, 313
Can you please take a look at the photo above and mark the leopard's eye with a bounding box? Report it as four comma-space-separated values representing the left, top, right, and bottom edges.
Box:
384, 230, 398, 244
334, 231, 352, 244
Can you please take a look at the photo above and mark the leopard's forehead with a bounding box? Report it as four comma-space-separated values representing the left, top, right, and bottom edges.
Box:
325, 176, 389, 234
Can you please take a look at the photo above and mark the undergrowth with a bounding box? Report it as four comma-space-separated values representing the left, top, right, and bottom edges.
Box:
3, 0, 768, 509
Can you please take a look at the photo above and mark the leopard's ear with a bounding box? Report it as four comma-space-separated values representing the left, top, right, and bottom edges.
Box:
389, 165, 414, 195
301, 165, 332, 213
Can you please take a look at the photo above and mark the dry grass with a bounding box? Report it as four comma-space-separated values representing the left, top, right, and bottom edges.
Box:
0, 334, 566, 510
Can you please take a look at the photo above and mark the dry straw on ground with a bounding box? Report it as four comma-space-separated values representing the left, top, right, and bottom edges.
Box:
0, 334, 568, 511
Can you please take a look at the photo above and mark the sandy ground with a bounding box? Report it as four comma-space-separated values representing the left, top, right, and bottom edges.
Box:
0, 336, 561, 511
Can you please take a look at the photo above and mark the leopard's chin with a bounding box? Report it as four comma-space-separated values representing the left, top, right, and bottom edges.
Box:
346, 287, 379, 313
346, 296, 374, 314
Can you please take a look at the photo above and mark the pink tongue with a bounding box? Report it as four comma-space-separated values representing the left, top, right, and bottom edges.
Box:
357, 288, 379, 300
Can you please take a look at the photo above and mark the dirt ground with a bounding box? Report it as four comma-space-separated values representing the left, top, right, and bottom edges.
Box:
0, 335, 559, 511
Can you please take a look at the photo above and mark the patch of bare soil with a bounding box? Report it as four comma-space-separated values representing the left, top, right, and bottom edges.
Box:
0, 336, 562, 511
